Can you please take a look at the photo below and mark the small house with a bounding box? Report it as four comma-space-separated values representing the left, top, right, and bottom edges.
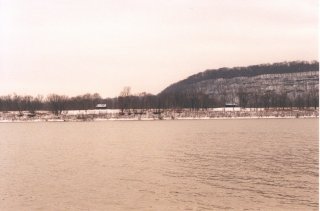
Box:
96, 104, 107, 109
225, 103, 237, 108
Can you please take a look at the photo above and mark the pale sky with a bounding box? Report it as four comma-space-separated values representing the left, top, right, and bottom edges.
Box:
0, 0, 318, 97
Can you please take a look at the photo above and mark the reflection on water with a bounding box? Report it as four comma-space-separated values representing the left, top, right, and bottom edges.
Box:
0, 119, 318, 210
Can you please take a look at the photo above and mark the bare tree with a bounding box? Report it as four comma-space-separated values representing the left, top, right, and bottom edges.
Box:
28, 95, 43, 114
237, 88, 249, 108
47, 94, 69, 115
309, 86, 319, 109
118, 87, 131, 114
12, 94, 24, 116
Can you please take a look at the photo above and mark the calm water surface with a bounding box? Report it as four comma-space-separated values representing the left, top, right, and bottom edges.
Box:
0, 119, 318, 210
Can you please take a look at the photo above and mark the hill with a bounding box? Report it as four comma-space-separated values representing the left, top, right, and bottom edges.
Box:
160, 61, 319, 108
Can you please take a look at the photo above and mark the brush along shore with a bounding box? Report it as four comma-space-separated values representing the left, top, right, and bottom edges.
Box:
0, 108, 318, 122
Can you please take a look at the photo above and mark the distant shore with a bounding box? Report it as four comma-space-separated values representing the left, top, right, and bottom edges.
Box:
0, 108, 318, 122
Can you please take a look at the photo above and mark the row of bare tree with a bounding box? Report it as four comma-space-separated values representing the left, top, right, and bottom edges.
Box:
0, 93, 102, 115
0, 87, 318, 115
0, 95, 43, 115
236, 89, 318, 109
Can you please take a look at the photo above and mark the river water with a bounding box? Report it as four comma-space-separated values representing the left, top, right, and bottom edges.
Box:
0, 119, 318, 210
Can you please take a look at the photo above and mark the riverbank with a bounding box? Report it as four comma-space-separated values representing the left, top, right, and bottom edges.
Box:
0, 108, 318, 122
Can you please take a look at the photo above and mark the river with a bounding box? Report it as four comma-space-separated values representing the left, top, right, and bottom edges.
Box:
0, 119, 318, 210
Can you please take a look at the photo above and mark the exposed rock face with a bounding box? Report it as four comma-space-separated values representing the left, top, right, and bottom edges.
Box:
161, 61, 319, 103
195, 71, 318, 100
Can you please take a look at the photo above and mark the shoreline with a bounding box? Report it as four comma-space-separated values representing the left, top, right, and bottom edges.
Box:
0, 108, 318, 123
0, 117, 318, 123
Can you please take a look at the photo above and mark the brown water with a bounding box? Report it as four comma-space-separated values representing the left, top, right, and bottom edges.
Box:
0, 119, 318, 211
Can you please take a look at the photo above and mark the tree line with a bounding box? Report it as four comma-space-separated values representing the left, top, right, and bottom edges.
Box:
0, 86, 318, 115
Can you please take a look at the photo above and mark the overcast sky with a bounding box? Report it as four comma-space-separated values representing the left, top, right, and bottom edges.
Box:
0, 0, 318, 97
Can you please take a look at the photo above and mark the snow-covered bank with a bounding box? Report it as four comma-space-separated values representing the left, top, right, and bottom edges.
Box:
0, 108, 318, 122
